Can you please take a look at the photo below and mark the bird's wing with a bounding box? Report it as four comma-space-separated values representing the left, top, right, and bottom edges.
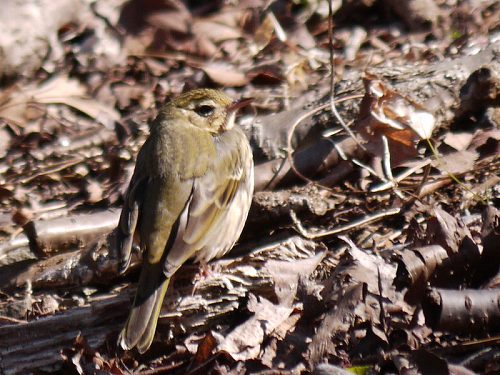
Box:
163, 127, 254, 275
118, 135, 195, 352
120, 169, 193, 353
116, 137, 194, 273
116, 144, 149, 273
120, 172, 193, 352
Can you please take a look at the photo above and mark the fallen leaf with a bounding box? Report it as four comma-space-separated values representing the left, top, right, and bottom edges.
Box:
217, 294, 294, 361
202, 61, 248, 87
253, 12, 286, 53
145, 2, 191, 34
85, 179, 104, 203
264, 251, 325, 306
193, 332, 217, 365
426, 208, 473, 254
355, 73, 436, 166
193, 18, 242, 43
0, 75, 119, 128
358, 73, 436, 139
432, 150, 478, 175
469, 129, 500, 157
0, 126, 11, 158
443, 132, 474, 151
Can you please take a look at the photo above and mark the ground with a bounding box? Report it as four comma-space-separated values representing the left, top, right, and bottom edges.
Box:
0, 0, 498, 374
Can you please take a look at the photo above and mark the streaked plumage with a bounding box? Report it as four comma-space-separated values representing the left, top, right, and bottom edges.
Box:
117, 89, 254, 353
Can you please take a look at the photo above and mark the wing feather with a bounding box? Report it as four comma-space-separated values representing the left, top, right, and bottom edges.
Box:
116, 149, 148, 273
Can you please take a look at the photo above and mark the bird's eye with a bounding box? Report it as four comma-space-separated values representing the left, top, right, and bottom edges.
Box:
194, 105, 215, 117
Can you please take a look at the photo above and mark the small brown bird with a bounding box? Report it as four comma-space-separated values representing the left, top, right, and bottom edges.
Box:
117, 89, 254, 353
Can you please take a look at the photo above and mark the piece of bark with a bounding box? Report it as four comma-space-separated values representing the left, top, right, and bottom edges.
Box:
254, 136, 360, 191
477, 206, 500, 284
0, 209, 121, 266
0, 234, 32, 266
2, 235, 119, 290
30, 127, 117, 160
422, 288, 500, 335
1, 185, 335, 270
249, 185, 344, 226
395, 236, 482, 304
0, 292, 130, 375
23, 209, 120, 257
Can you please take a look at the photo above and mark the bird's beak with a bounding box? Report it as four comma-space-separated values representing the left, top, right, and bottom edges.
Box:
227, 98, 253, 113
222, 98, 253, 131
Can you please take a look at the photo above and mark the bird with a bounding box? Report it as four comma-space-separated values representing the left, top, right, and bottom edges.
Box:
116, 88, 254, 353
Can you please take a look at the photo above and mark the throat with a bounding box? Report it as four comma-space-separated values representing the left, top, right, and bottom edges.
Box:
223, 112, 236, 131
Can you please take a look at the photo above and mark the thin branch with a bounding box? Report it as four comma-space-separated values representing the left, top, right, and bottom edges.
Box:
327, 0, 366, 151
290, 207, 401, 240
284, 94, 363, 190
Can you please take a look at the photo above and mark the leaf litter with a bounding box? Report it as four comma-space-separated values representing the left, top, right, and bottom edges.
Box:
0, 1, 499, 374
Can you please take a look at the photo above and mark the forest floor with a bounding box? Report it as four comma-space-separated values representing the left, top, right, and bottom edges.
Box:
0, 0, 498, 374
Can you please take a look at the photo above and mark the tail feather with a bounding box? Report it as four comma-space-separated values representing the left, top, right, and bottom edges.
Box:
119, 262, 170, 353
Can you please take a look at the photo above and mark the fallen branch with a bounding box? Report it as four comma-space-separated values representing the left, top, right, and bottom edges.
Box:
423, 288, 500, 335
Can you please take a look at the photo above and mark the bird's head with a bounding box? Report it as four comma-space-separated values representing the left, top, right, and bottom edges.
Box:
164, 89, 251, 134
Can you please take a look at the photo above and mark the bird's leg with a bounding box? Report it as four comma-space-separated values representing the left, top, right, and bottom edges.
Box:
191, 261, 213, 296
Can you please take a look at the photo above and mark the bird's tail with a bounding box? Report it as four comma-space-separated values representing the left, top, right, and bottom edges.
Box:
119, 262, 170, 353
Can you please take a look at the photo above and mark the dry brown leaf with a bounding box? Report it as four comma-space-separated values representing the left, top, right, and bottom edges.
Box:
202, 62, 249, 87
193, 332, 218, 366
0, 0, 88, 77
468, 128, 500, 156
253, 12, 286, 53
112, 84, 147, 109
358, 73, 436, 139
217, 294, 294, 361
0, 75, 119, 127
264, 252, 325, 306
193, 18, 242, 43
395, 245, 449, 303
307, 283, 365, 365
0, 126, 11, 158
356, 74, 436, 166
442, 132, 474, 151
432, 150, 479, 175
426, 208, 474, 255
85, 180, 104, 204
145, 3, 192, 34
335, 237, 397, 296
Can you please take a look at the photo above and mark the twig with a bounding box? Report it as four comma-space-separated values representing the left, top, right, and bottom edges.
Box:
290, 207, 401, 239
284, 94, 363, 189
327, 0, 366, 151
371, 159, 431, 192
380, 135, 405, 199
16, 157, 84, 184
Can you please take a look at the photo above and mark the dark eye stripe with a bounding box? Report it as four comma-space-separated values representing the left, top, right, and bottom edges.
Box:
195, 105, 215, 117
